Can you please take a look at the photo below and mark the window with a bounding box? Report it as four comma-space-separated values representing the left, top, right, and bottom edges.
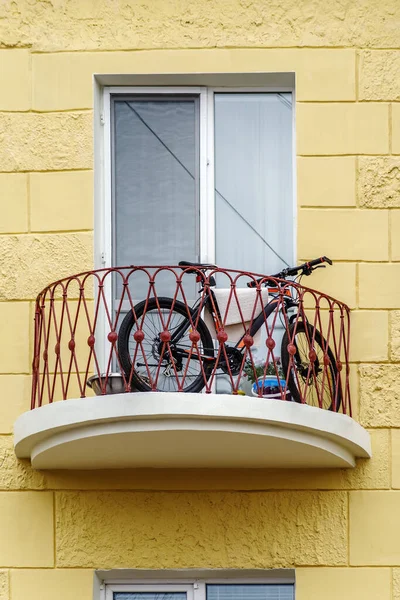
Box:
105, 583, 294, 600
102, 85, 294, 318
96, 82, 294, 370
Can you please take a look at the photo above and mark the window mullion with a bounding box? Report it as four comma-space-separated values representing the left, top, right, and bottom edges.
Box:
195, 581, 207, 600
199, 87, 215, 264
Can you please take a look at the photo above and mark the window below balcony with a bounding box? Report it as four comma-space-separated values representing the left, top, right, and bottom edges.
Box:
104, 582, 294, 600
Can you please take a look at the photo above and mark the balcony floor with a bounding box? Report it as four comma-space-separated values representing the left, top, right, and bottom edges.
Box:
14, 393, 371, 470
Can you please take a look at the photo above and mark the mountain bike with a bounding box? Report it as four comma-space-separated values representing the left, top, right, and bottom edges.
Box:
117, 256, 341, 410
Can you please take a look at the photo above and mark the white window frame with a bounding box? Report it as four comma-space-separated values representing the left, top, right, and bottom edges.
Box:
95, 80, 296, 370
105, 583, 195, 600
103, 578, 295, 600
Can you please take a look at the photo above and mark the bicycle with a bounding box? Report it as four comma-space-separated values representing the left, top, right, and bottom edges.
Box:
117, 256, 341, 410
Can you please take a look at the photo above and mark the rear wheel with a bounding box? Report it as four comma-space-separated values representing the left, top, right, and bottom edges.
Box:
117, 297, 215, 393
281, 322, 341, 411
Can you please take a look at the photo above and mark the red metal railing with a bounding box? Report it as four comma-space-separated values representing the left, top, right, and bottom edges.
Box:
31, 265, 351, 415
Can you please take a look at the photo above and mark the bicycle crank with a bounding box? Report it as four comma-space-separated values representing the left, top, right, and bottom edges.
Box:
219, 347, 243, 376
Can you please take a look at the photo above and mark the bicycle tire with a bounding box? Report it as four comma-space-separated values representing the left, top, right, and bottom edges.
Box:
117, 297, 215, 393
281, 322, 341, 411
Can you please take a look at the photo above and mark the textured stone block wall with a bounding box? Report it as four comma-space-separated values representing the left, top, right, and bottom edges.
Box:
1, 0, 400, 598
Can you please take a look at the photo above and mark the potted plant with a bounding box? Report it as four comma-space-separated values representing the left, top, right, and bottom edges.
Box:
242, 357, 290, 399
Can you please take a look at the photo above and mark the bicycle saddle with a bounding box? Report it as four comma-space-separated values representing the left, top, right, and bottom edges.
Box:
178, 260, 217, 273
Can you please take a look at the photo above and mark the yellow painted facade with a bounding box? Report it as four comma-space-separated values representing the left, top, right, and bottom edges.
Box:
1, 0, 400, 598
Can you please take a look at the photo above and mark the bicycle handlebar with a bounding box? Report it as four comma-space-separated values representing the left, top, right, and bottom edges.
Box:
247, 256, 333, 288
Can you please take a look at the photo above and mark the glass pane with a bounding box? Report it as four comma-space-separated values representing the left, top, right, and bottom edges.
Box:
207, 585, 294, 600
115, 594, 187, 600
112, 96, 200, 301
214, 92, 293, 275
214, 92, 293, 393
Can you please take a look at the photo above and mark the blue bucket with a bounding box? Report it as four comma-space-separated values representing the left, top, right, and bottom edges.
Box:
251, 376, 288, 399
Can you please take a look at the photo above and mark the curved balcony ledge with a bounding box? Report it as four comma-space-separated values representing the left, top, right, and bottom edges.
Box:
14, 394, 371, 470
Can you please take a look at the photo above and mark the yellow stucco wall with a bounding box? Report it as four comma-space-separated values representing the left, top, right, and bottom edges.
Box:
1, 0, 400, 598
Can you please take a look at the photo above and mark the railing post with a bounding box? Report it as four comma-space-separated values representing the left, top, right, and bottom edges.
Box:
30, 300, 42, 410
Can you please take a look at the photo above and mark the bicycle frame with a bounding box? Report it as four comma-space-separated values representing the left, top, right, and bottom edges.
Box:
170, 282, 300, 364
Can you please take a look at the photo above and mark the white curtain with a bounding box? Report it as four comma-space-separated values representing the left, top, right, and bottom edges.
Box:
215, 93, 293, 276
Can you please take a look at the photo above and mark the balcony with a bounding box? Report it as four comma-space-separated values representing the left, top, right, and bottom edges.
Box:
14, 264, 371, 470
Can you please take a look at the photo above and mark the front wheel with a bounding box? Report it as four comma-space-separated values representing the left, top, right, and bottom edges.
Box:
281, 322, 341, 411
117, 297, 215, 393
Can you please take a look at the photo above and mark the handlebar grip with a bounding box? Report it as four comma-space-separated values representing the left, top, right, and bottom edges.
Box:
247, 276, 279, 288
247, 278, 262, 288
247, 256, 332, 287
307, 256, 333, 268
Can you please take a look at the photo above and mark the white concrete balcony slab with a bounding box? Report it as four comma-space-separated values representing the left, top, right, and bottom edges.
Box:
14, 393, 371, 469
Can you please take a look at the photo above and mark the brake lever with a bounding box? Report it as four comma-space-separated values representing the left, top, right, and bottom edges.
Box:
303, 264, 326, 276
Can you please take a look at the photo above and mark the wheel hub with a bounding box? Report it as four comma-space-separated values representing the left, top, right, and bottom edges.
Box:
152, 336, 183, 374
298, 360, 322, 381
